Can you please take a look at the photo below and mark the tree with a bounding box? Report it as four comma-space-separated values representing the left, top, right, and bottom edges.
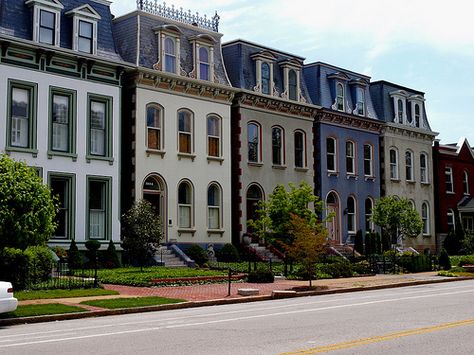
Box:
371, 196, 423, 248
121, 200, 162, 271
0, 154, 57, 250
248, 181, 323, 246
284, 214, 327, 287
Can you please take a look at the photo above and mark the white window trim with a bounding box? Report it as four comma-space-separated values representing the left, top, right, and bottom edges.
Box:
327, 137, 337, 173
356, 87, 365, 116
364, 144, 373, 177
272, 126, 285, 166
336, 82, 345, 112
294, 130, 306, 169
247, 122, 262, 163
422, 202, 430, 235
405, 150, 414, 182
282, 66, 301, 102
408, 95, 425, 128
154, 26, 182, 75
177, 181, 194, 229
66, 5, 101, 55
420, 153, 429, 184
389, 148, 399, 180
445, 167, 454, 193
390, 90, 408, 124
207, 183, 222, 230
346, 140, 356, 175
464, 170, 470, 195
146, 104, 164, 152
447, 209, 455, 231
347, 196, 357, 234
177, 109, 194, 155
26, 0, 64, 47
207, 115, 222, 158
195, 44, 214, 81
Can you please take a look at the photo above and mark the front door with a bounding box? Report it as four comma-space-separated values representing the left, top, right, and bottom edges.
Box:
143, 175, 166, 242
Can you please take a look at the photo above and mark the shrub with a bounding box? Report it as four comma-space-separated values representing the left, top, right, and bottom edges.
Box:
52, 246, 67, 260
443, 229, 463, 255
247, 269, 274, 283
438, 249, 451, 270
352, 260, 373, 275
461, 231, 474, 255
398, 253, 432, 273
0, 247, 30, 290
457, 255, 474, 267
354, 230, 364, 255
102, 240, 121, 268
67, 240, 83, 269
25, 246, 54, 282
320, 260, 353, 278
185, 244, 208, 267
217, 243, 240, 262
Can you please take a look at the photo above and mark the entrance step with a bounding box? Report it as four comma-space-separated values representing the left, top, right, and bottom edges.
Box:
153, 246, 188, 268
248, 243, 283, 262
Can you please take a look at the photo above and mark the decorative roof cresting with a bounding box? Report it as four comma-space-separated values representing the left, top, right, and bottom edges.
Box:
137, 1, 220, 32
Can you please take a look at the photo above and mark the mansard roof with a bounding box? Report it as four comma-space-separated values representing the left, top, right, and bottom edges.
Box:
303, 61, 378, 119
436, 137, 474, 160
0, 0, 121, 61
113, 9, 230, 86
369, 80, 433, 131
221, 39, 311, 102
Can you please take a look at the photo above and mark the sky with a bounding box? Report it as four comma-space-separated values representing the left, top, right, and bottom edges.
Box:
110, 0, 474, 144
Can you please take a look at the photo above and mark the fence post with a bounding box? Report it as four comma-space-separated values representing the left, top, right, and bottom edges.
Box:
269, 258, 272, 272
227, 267, 232, 296
94, 254, 98, 288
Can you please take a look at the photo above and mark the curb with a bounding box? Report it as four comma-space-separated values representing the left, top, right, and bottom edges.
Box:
1, 276, 472, 327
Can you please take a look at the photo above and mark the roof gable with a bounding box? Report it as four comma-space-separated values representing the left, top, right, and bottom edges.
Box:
66, 3, 101, 20
25, 0, 64, 10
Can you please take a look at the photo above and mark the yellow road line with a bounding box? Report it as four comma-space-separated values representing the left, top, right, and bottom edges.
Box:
280, 318, 474, 355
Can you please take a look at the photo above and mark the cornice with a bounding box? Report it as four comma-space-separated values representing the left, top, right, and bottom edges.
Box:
381, 122, 437, 141
317, 109, 384, 133
134, 70, 235, 103
233, 91, 317, 119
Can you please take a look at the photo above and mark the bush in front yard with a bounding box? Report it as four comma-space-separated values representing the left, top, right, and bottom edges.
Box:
0, 247, 30, 289
25, 245, 54, 282
456, 255, 474, 267
217, 243, 240, 262
438, 249, 451, 270
247, 269, 274, 283
67, 239, 83, 269
185, 244, 209, 267
102, 240, 121, 268
319, 260, 353, 278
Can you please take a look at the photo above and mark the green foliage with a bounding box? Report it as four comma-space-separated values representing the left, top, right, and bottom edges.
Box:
16, 288, 118, 301
85, 240, 101, 252
185, 244, 209, 266
352, 260, 373, 275
248, 181, 322, 245
0, 155, 57, 250
461, 231, 474, 255
457, 255, 474, 266
52, 246, 67, 260
396, 253, 432, 272
102, 240, 121, 269
319, 260, 353, 278
372, 196, 423, 245
285, 214, 327, 287
0, 304, 86, 319
67, 240, 83, 269
354, 230, 364, 255
0, 247, 30, 289
217, 243, 240, 262
121, 200, 163, 269
247, 269, 274, 283
443, 229, 463, 255
438, 249, 451, 270
25, 246, 54, 282
80, 296, 185, 309
364, 231, 382, 255
97, 267, 226, 287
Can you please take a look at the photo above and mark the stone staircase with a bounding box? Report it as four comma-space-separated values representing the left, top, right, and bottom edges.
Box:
328, 244, 361, 259
152, 246, 188, 268
248, 243, 283, 262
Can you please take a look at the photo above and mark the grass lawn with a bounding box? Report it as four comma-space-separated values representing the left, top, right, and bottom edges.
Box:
81, 296, 185, 309
0, 304, 87, 319
16, 288, 119, 301
97, 267, 227, 286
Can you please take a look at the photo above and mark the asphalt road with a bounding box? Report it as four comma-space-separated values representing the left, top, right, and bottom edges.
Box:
1, 280, 474, 355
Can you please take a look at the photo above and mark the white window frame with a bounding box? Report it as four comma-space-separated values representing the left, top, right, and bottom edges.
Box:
26, 0, 63, 47
327, 137, 337, 173
356, 87, 365, 116
207, 115, 221, 158
164, 36, 177, 74
248, 122, 261, 163
405, 150, 414, 182
389, 148, 399, 180
336, 82, 345, 111
207, 183, 222, 230
390, 90, 408, 124
177, 109, 194, 155
198, 46, 211, 81
66, 4, 101, 55
146, 104, 163, 151
447, 209, 455, 231
464, 170, 470, 195
189, 36, 215, 81
408, 95, 425, 128
347, 196, 356, 234
445, 167, 454, 193
365, 197, 374, 232
178, 181, 193, 229
346, 140, 355, 175
154, 25, 183, 75
420, 153, 428, 183
422, 202, 430, 235
364, 144, 373, 177
294, 130, 306, 168
272, 126, 284, 166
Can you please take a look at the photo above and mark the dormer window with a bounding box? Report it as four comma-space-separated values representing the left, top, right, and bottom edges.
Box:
336, 83, 344, 111
164, 37, 176, 73
261, 62, 271, 95
66, 4, 101, 55
408, 94, 425, 128
26, 0, 63, 47
397, 99, 403, 123
390, 90, 408, 124
288, 70, 297, 100
190, 35, 216, 81
414, 104, 420, 127
356, 87, 365, 115
199, 47, 210, 80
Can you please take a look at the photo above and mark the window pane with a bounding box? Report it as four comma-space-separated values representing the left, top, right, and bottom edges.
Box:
79, 21, 93, 38
78, 37, 92, 53
178, 183, 190, 204
179, 206, 191, 228
208, 207, 219, 229
147, 129, 160, 150
147, 107, 160, 128
39, 10, 55, 45
272, 128, 282, 165
11, 87, 30, 148
165, 37, 175, 54
39, 28, 54, 45
178, 111, 191, 132
90, 101, 106, 155
248, 123, 259, 162
289, 70, 297, 101
261, 63, 270, 95
179, 133, 191, 153
295, 132, 304, 168
51, 178, 68, 239
208, 137, 219, 157
89, 180, 105, 240
208, 185, 219, 206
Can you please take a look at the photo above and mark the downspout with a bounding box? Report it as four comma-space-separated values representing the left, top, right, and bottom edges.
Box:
136, 13, 140, 66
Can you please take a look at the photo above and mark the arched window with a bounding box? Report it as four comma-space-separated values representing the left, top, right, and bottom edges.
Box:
347, 196, 356, 233
178, 109, 193, 154
464, 170, 469, 195
397, 99, 403, 123
445, 167, 454, 193
408, 200, 415, 209
164, 37, 176, 73
422, 202, 429, 235
420, 153, 428, 183
248, 122, 260, 163
346, 141, 355, 175
414, 103, 420, 127
365, 198, 373, 232
143, 175, 166, 232
199, 46, 210, 81
208, 183, 221, 229
146, 104, 162, 150
447, 209, 455, 231
356, 87, 365, 115
405, 150, 414, 181
389, 148, 399, 180
261, 62, 271, 95
178, 181, 193, 228
294, 131, 305, 168
246, 184, 263, 231
336, 83, 344, 111
272, 126, 284, 166
364, 144, 373, 177
289, 69, 297, 101
207, 115, 220, 157
327, 137, 337, 172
